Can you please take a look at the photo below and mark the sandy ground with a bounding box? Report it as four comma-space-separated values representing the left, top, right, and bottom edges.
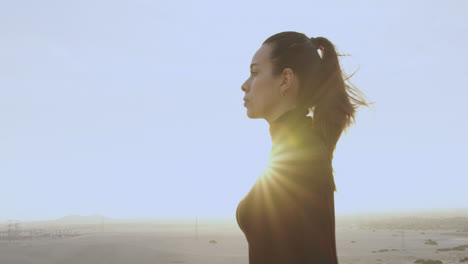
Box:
0, 225, 467, 264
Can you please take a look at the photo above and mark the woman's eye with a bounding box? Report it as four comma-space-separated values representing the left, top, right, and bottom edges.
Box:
250, 72, 256, 75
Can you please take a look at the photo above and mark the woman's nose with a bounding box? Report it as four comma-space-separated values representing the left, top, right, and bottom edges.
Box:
241, 82, 248, 92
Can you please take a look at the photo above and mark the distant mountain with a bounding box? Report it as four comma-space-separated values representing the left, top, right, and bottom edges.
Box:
55, 214, 114, 224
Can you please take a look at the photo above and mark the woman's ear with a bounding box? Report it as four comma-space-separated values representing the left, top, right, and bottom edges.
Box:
280, 68, 296, 96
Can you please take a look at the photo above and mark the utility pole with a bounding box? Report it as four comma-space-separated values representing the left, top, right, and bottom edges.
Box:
195, 216, 199, 240
401, 230, 406, 251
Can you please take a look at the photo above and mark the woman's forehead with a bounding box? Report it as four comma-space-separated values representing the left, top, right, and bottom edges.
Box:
251, 44, 272, 68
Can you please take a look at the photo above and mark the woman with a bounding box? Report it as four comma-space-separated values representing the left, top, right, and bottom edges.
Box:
236, 31, 371, 264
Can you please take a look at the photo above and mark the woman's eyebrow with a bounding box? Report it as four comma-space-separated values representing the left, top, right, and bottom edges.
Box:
250, 63, 259, 69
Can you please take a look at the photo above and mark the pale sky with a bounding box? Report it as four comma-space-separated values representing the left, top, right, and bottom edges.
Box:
1, 0, 467, 222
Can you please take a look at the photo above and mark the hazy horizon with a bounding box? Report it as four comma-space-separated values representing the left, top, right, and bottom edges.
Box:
3, 207, 468, 224
1, 0, 467, 222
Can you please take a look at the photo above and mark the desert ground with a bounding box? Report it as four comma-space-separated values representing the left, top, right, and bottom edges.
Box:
1, 215, 467, 264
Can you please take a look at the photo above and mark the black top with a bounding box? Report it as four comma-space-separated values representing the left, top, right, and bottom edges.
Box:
236, 107, 339, 264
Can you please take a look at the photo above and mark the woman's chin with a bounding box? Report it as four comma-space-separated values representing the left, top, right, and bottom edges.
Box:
246, 109, 254, 118
246, 109, 260, 119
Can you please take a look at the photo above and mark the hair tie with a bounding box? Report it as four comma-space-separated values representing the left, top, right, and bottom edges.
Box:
310, 37, 324, 59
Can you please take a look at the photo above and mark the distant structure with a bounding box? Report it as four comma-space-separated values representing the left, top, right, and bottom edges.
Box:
7, 221, 13, 242
6, 220, 19, 242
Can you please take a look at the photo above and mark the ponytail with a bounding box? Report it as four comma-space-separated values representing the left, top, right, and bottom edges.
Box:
307, 37, 371, 164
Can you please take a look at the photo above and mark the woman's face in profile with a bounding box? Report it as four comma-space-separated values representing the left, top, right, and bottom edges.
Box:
241, 44, 282, 119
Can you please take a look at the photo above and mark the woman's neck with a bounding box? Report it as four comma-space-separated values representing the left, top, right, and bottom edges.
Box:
265, 104, 300, 126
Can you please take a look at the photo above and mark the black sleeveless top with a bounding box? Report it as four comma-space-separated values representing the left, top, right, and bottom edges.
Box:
236, 107, 339, 264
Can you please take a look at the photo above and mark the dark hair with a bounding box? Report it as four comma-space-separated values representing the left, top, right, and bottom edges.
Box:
263, 31, 373, 192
